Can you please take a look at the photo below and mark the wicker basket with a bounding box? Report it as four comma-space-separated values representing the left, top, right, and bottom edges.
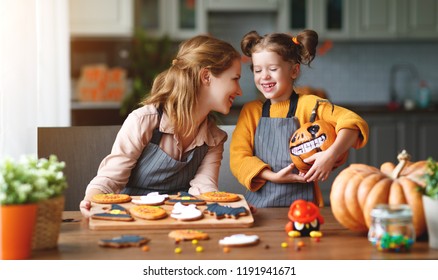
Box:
31, 195, 65, 250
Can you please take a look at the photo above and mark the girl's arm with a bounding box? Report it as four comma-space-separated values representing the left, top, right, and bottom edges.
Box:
230, 102, 271, 191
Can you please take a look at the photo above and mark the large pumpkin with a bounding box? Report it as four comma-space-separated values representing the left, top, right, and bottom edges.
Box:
289, 99, 348, 172
330, 150, 427, 237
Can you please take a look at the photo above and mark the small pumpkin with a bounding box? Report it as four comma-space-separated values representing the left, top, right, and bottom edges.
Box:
329, 150, 427, 237
289, 99, 348, 172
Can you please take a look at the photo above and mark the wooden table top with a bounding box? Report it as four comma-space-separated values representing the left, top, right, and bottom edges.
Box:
31, 207, 438, 260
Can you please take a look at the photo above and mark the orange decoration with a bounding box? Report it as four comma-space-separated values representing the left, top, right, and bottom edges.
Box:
330, 150, 428, 237
1, 204, 38, 260
289, 99, 348, 173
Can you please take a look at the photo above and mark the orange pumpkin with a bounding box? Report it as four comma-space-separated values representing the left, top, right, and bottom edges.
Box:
289, 99, 348, 172
329, 150, 427, 237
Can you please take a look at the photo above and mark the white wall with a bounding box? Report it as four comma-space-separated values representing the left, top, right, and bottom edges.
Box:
0, 0, 70, 159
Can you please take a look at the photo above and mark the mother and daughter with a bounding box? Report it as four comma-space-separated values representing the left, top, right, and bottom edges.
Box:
80, 30, 368, 217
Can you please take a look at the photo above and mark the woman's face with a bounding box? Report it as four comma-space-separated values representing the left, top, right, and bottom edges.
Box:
252, 51, 299, 103
206, 58, 242, 115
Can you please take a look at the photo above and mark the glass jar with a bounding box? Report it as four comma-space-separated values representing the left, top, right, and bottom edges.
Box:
368, 204, 415, 252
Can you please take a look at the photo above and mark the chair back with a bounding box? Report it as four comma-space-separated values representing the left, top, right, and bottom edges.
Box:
217, 125, 246, 195
37, 126, 121, 210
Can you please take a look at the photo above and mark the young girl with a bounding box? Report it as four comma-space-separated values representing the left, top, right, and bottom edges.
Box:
80, 35, 242, 217
230, 30, 369, 208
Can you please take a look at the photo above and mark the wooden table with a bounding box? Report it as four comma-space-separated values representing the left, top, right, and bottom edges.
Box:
31, 207, 438, 260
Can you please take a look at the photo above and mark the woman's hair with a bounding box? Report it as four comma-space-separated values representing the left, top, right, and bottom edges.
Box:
142, 35, 240, 137
241, 30, 318, 66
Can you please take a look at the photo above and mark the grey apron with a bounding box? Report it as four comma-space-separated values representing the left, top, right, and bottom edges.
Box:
244, 92, 314, 207
122, 109, 208, 195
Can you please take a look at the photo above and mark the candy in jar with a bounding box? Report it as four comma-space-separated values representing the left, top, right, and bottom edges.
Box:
368, 204, 415, 252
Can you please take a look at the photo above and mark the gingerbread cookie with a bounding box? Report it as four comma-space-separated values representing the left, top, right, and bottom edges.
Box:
170, 202, 204, 221
98, 235, 150, 248
165, 192, 206, 205
92, 204, 133, 221
204, 203, 248, 219
219, 234, 259, 247
129, 205, 168, 220
131, 192, 169, 205
199, 191, 241, 202
168, 230, 209, 241
91, 193, 132, 204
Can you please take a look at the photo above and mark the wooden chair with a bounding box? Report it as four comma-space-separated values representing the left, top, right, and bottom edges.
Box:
37, 126, 121, 210
37, 125, 244, 210
217, 125, 246, 195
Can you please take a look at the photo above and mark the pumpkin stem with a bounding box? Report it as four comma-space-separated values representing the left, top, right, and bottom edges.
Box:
391, 150, 411, 179
310, 99, 334, 122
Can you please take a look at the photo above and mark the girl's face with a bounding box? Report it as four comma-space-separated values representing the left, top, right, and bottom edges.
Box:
252, 51, 299, 103
206, 58, 242, 115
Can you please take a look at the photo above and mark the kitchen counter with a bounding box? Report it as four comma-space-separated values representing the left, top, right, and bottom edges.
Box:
341, 103, 438, 114
30, 208, 438, 260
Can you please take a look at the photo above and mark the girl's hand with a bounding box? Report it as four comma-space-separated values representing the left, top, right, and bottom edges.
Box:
79, 199, 92, 218
270, 163, 307, 184
303, 150, 336, 182
303, 128, 359, 182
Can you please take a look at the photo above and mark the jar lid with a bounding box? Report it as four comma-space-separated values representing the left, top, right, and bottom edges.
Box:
370, 204, 413, 220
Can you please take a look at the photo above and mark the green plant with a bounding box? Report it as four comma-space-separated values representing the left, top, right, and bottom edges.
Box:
419, 157, 438, 199
120, 30, 175, 117
0, 155, 68, 205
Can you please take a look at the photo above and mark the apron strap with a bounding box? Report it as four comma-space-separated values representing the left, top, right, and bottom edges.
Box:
150, 106, 164, 145
261, 91, 298, 118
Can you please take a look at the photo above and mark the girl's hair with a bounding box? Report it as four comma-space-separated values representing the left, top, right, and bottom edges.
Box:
241, 30, 318, 66
142, 35, 240, 137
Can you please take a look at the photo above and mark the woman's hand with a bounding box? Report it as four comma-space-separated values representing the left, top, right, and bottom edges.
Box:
79, 199, 92, 218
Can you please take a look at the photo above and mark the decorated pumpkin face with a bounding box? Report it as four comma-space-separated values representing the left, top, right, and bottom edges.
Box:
289, 120, 337, 172
284, 199, 324, 236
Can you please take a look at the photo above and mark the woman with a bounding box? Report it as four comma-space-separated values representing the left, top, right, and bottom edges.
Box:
80, 35, 242, 217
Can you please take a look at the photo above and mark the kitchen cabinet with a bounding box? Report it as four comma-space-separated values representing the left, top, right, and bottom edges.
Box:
135, 0, 167, 37
135, 0, 206, 40
69, 0, 134, 37
282, 0, 438, 40
351, 0, 399, 39
168, 0, 206, 40
400, 0, 438, 38
320, 111, 438, 206
351, 0, 438, 39
281, 0, 351, 40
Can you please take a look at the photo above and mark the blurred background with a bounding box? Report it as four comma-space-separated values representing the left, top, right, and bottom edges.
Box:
1, 1, 438, 179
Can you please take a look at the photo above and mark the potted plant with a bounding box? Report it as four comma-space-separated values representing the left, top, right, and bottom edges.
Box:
0, 155, 67, 259
419, 157, 438, 249
120, 29, 175, 117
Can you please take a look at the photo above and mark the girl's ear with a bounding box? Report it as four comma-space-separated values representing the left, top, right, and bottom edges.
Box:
200, 68, 211, 85
290, 63, 300, 79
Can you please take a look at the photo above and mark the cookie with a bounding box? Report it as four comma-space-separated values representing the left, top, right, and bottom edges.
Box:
168, 230, 209, 241
165, 191, 206, 205
92, 204, 133, 221
170, 202, 204, 221
219, 234, 259, 247
129, 205, 168, 220
98, 235, 150, 248
131, 192, 169, 206
204, 203, 248, 219
199, 191, 241, 202
91, 193, 132, 204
